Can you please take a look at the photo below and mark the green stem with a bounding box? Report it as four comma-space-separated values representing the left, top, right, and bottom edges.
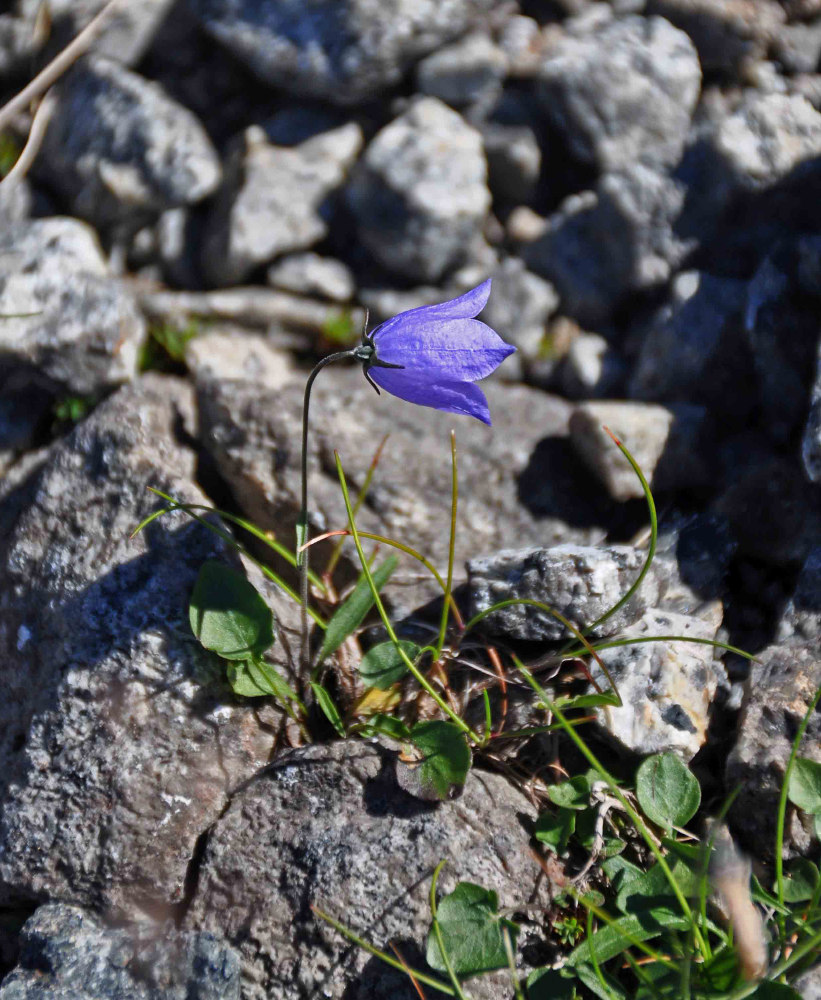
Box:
435, 431, 458, 660
336, 452, 480, 742
299, 350, 360, 675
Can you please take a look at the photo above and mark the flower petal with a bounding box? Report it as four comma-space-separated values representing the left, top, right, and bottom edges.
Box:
369, 368, 492, 424
375, 280, 492, 335
373, 318, 516, 380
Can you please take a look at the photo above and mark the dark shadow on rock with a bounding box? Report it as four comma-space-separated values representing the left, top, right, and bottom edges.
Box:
516, 435, 646, 538
362, 751, 440, 819
341, 944, 430, 1000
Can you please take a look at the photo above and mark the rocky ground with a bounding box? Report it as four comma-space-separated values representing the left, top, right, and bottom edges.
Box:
0, 0, 819, 997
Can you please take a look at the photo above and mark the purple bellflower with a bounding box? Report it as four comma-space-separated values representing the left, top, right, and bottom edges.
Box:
354, 279, 515, 425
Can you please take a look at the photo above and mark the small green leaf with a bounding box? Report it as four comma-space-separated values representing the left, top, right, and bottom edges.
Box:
567, 908, 689, 968
527, 967, 575, 999
573, 961, 629, 1000
547, 774, 592, 811
310, 681, 346, 738
356, 713, 410, 740
359, 640, 418, 689
781, 858, 819, 902
788, 757, 821, 815
636, 753, 701, 828
426, 882, 518, 977
189, 561, 276, 660
227, 660, 271, 698
405, 720, 471, 800
535, 808, 576, 853
698, 946, 743, 993
553, 691, 621, 710
317, 556, 397, 661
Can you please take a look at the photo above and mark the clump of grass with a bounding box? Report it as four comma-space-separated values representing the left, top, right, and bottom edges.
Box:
138, 318, 200, 373
134, 428, 819, 999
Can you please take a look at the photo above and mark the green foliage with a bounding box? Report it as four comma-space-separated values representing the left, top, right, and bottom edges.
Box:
316, 555, 397, 662
321, 309, 357, 346
359, 639, 418, 689
53, 394, 94, 427
427, 882, 519, 977
406, 720, 471, 800
190, 561, 276, 661
527, 967, 576, 999
635, 753, 701, 828
139, 319, 200, 372
310, 681, 346, 737
788, 757, 821, 815
0, 132, 20, 176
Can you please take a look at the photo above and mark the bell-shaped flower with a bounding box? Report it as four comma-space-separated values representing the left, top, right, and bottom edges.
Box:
359, 279, 515, 425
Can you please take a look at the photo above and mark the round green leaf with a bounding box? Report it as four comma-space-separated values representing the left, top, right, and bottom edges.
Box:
426, 882, 518, 977
547, 774, 592, 811
535, 808, 576, 853
189, 561, 276, 661
359, 640, 418, 689
788, 757, 821, 815
636, 753, 701, 828
404, 721, 471, 801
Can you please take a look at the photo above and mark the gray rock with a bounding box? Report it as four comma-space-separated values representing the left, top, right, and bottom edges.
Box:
525, 166, 688, 327
0, 177, 31, 226
678, 92, 821, 243
480, 258, 559, 377
537, 15, 701, 172
346, 98, 490, 283
652, 512, 737, 610
790, 72, 821, 111
0, 376, 288, 914
795, 965, 821, 1000
192, 0, 501, 106
803, 340, 821, 481
416, 32, 508, 112
155, 207, 200, 289
773, 19, 821, 75
646, 0, 785, 75
727, 641, 821, 858
497, 15, 548, 76
590, 603, 726, 759
629, 271, 752, 420
0, 15, 40, 79
712, 453, 821, 565
0, 903, 240, 1000
0, 217, 146, 395
467, 543, 667, 641
18, 0, 177, 67
569, 401, 710, 501
196, 367, 614, 620
267, 253, 355, 303
203, 122, 362, 287
744, 248, 821, 445
559, 332, 627, 399
777, 547, 821, 643
38, 56, 221, 230
184, 740, 542, 1000
481, 121, 542, 204
184, 330, 295, 387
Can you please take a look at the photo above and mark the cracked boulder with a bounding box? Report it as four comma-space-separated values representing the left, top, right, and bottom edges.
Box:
184, 740, 542, 1000
0, 375, 292, 915
0, 217, 146, 396
0, 903, 240, 1000
467, 543, 668, 641
37, 56, 221, 231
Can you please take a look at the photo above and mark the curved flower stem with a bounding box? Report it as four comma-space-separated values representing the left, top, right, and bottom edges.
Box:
299, 350, 359, 675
